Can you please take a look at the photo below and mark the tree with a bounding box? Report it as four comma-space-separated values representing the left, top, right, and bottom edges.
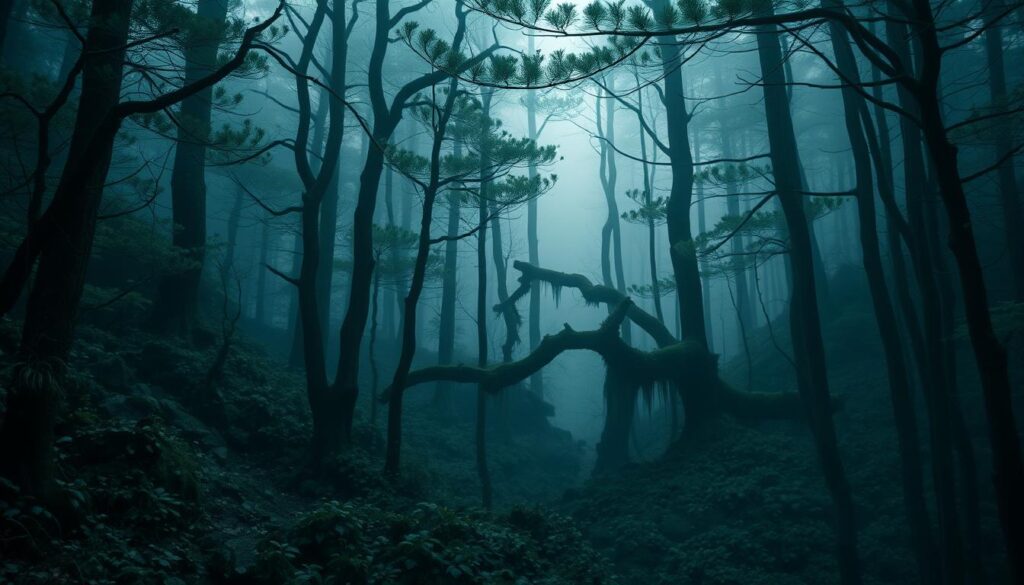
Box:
0, 0, 284, 501
150, 0, 232, 336
382, 74, 557, 477
325, 0, 498, 459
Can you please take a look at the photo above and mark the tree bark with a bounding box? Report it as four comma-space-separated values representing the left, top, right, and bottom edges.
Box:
475, 126, 492, 505
0, 0, 132, 501
221, 184, 244, 284
634, 80, 664, 326
650, 5, 707, 347
525, 35, 543, 397
331, 0, 493, 449
754, 4, 861, 582
825, 9, 936, 582
383, 70, 460, 476
983, 0, 1024, 301
151, 0, 231, 336
594, 367, 637, 474
434, 167, 461, 413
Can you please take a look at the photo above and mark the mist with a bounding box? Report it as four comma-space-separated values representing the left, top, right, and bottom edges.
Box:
0, 0, 1022, 583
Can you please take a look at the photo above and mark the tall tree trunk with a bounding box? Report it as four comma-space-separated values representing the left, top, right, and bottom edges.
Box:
383, 164, 397, 342
651, 10, 707, 348
0, 0, 132, 501
151, 0, 230, 336
876, 12, 967, 581
221, 184, 244, 284
291, 84, 336, 368
825, 10, 936, 582
476, 150, 492, 508
596, 81, 632, 344
287, 0, 349, 467
754, 5, 860, 582
594, 367, 637, 474
383, 72, 459, 476
434, 147, 462, 412
925, 148, 986, 583
525, 33, 543, 397
693, 126, 714, 350
256, 220, 270, 326
983, 0, 1024, 301
634, 80, 664, 325
331, 0, 484, 455
370, 257, 381, 427
906, 2, 1024, 572
712, 82, 754, 342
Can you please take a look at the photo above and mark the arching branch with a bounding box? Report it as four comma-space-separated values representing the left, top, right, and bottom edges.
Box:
497, 260, 678, 348
397, 299, 812, 421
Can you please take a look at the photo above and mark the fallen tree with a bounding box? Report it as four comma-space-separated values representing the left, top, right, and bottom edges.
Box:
392, 298, 814, 474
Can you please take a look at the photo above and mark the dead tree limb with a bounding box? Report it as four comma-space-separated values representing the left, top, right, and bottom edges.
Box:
396, 300, 808, 422
495, 260, 677, 348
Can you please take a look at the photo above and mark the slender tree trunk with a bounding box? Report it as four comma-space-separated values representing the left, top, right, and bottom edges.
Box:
634, 82, 664, 325
383, 74, 459, 476
651, 14, 707, 348
370, 258, 381, 427
221, 184, 244, 284
714, 89, 754, 341
983, 0, 1024, 301
476, 153, 492, 508
359, 0, 484, 467
825, 10, 936, 582
693, 127, 714, 350
286, 1, 349, 467
256, 220, 270, 326
526, 34, 543, 397
907, 4, 1024, 572
925, 151, 986, 583
0, 0, 132, 501
874, 12, 967, 581
596, 81, 632, 344
151, 0, 230, 336
383, 164, 397, 342
316, 166, 341, 336
434, 149, 461, 412
754, 5, 860, 582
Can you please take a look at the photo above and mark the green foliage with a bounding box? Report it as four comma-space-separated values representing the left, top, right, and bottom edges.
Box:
691, 162, 848, 272
620, 189, 667, 225
336, 225, 444, 288
251, 500, 616, 584
696, 162, 772, 186
628, 275, 677, 298
476, 0, 740, 31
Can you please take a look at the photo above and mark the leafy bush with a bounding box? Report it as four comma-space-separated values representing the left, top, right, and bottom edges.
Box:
248, 500, 616, 584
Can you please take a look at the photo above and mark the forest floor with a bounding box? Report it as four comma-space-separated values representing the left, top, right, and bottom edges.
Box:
0, 274, 1021, 583
556, 272, 1020, 584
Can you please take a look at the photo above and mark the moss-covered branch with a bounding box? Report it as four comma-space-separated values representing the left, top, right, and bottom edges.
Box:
495, 260, 677, 348
396, 299, 810, 421
394, 300, 632, 396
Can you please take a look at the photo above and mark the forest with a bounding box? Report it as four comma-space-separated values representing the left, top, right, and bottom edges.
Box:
0, 0, 1022, 582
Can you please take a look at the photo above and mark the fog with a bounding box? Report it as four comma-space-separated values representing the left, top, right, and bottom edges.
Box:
1, 0, 1022, 582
